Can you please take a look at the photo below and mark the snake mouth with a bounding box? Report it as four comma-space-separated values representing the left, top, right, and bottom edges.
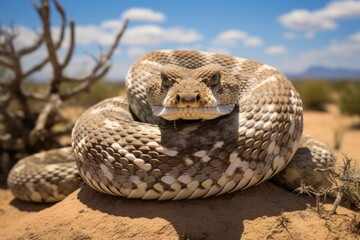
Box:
151, 104, 235, 121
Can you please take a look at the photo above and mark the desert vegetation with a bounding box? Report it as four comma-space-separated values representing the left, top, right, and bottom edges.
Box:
339, 82, 360, 122
292, 80, 334, 111
0, 1, 359, 239
0, 0, 127, 180
292, 79, 360, 116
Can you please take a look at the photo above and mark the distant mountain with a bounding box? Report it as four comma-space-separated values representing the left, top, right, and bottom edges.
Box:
287, 66, 360, 80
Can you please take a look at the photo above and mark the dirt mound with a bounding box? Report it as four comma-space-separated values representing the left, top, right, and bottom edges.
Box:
1, 182, 358, 240
1, 104, 359, 239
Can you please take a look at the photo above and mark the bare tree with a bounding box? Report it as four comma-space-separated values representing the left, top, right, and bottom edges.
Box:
0, 0, 128, 179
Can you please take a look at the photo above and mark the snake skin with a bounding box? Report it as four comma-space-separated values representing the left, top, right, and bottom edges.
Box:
8, 50, 335, 202
7, 148, 81, 202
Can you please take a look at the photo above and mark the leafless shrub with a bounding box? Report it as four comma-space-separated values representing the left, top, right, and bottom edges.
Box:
0, 0, 128, 179
295, 155, 360, 215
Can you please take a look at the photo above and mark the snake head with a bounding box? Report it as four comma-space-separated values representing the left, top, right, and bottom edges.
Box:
146, 64, 239, 121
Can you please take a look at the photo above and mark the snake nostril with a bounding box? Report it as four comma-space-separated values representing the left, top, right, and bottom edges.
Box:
175, 94, 181, 103
196, 94, 201, 102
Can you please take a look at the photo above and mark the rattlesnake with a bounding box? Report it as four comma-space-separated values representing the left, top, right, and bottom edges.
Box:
8, 50, 335, 202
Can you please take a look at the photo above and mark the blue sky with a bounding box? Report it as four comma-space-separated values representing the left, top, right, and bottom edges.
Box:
1, 0, 360, 80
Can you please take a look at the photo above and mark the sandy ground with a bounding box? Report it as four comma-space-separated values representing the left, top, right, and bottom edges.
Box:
0, 104, 359, 239
304, 104, 360, 161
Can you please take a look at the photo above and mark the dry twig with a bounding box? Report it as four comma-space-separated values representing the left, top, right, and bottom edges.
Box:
295, 155, 360, 215
0, 0, 128, 176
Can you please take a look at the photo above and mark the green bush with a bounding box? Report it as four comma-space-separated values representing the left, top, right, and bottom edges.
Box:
66, 81, 125, 107
292, 80, 333, 111
22, 80, 125, 108
339, 83, 360, 117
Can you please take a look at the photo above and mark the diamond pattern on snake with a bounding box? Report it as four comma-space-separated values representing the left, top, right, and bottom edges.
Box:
8, 50, 335, 202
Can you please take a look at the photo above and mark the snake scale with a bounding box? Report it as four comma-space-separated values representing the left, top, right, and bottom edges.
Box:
8, 50, 335, 202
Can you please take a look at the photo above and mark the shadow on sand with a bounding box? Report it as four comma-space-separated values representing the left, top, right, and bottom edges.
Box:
9, 199, 54, 212
77, 182, 312, 239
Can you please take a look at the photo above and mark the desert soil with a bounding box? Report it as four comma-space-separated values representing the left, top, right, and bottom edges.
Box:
0, 104, 359, 240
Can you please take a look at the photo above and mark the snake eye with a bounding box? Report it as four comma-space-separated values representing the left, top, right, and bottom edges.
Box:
208, 72, 220, 87
161, 73, 171, 90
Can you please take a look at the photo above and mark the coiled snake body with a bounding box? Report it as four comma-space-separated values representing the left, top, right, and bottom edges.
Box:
8, 50, 335, 202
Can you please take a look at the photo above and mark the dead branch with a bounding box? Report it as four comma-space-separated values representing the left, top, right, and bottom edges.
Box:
61, 20, 75, 68
23, 57, 49, 79
28, 0, 128, 144
29, 93, 62, 145
0, 0, 128, 177
18, 31, 43, 56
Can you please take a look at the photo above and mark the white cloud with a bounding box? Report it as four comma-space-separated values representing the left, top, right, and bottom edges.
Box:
349, 31, 360, 42
325, 39, 360, 56
74, 25, 115, 45
244, 37, 263, 47
7, 25, 74, 52
283, 31, 315, 40
107, 61, 132, 80
121, 8, 166, 22
51, 23, 201, 47
100, 20, 126, 30
63, 54, 96, 77
278, 0, 360, 34
206, 47, 231, 55
114, 48, 123, 56
305, 31, 315, 39
175, 43, 204, 51
101, 8, 165, 30
266, 45, 287, 55
213, 30, 246, 46
127, 47, 147, 58
4, 26, 40, 50
21, 46, 51, 80
59, 7, 200, 47
174, 44, 232, 55
284, 32, 297, 39
279, 9, 336, 32
3, 6, 203, 81
122, 25, 202, 46
212, 30, 263, 47
277, 32, 360, 73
